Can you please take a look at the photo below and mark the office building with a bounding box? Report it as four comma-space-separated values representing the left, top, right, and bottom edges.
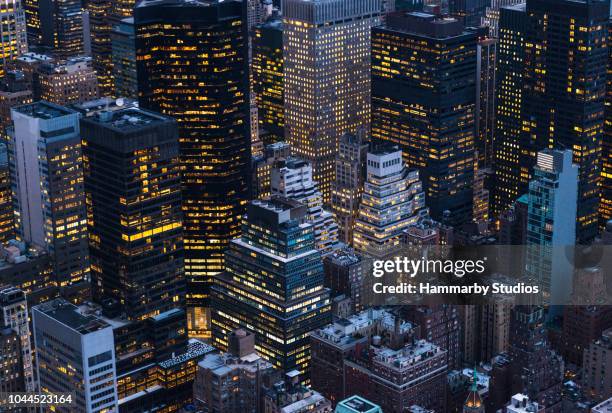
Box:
0, 241, 54, 306
476, 33, 496, 167
80, 106, 185, 321
38, 0, 84, 58
252, 141, 292, 199
283, 0, 380, 201
9, 102, 90, 300
372, 12, 477, 225
344, 340, 448, 412
0, 324, 24, 399
322, 248, 365, 314
481, 0, 523, 37
0, 0, 28, 78
583, 328, 612, 401
135, 0, 251, 337
601, 22, 612, 227
111, 18, 136, 99
353, 146, 428, 258
0, 144, 14, 244
525, 150, 578, 305
37, 57, 99, 106
0, 71, 33, 139
211, 198, 332, 377
24, 0, 41, 45
493, 0, 608, 243
335, 396, 382, 413
0, 286, 33, 392
331, 131, 369, 245
194, 329, 280, 413
32, 298, 118, 413
271, 158, 339, 255
253, 14, 284, 144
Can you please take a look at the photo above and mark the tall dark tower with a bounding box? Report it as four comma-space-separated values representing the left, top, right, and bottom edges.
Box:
80, 106, 186, 320
39, 0, 85, 58
493, 0, 609, 243
135, 0, 251, 337
371, 11, 478, 226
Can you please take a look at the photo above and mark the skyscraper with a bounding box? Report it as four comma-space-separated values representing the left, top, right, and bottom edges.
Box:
111, 18, 136, 99
0, 0, 28, 77
283, 0, 380, 201
39, 0, 84, 58
87, 0, 114, 95
331, 131, 369, 245
491, 3, 527, 217
525, 150, 578, 305
371, 12, 477, 225
24, 0, 41, 45
353, 145, 428, 258
600, 22, 612, 227
0, 286, 34, 392
9, 102, 90, 300
211, 198, 331, 376
271, 158, 339, 255
252, 14, 284, 144
80, 106, 186, 321
32, 298, 119, 413
494, 0, 609, 243
481, 0, 523, 38
135, 0, 251, 337
0, 143, 15, 244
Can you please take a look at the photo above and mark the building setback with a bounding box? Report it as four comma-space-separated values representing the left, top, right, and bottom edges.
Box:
80, 106, 186, 321
211, 198, 331, 378
135, 0, 251, 337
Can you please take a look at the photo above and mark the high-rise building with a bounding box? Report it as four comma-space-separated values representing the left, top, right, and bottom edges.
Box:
331, 131, 368, 245
80, 106, 186, 321
111, 17, 136, 99
32, 298, 119, 413
493, 0, 608, 243
87, 0, 113, 95
601, 22, 612, 227
0, 0, 28, 78
491, 3, 527, 217
525, 150, 578, 305
252, 141, 291, 199
322, 248, 365, 313
353, 145, 428, 258
271, 158, 339, 255
283, 0, 380, 201
481, 0, 523, 38
476, 33, 496, 168
450, 0, 489, 27
36, 57, 99, 106
0, 242, 55, 306
39, 0, 85, 58
135, 0, 251, 337
0, 144, 15, 244
0, 71, 34, 139
583, 328, 612, 401
253, 14, 284, 144
211, 198, 331, 377
24, 0, 41, 45
0, 324, 24, 398
0, 286, 34, 392
9, 102, 90, 300
371, 12, 477, 225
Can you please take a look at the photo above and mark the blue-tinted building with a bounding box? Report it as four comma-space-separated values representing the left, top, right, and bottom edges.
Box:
211, 198, 331, 378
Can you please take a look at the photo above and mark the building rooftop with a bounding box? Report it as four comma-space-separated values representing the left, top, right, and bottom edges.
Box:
84, 107, 172, 132
372, 339, 444, 370
325, 247, 361, 266
384, 11, 467, 39
336, 395, 381, 413
13, 101, 76, 120
34, 299, 110, 335
593, 398, 612, 413
158, 339, 215, 369
281, 392, 329, 413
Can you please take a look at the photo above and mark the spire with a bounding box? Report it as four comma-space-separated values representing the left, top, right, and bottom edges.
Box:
463, 367, 484, 412
471, 366, 478, 392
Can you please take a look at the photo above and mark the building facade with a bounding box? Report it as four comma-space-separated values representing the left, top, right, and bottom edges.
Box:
135, 0, 251, 337
283, 0, 380, 201
211, 198, 331, 377
80, 106, 186, 321
371, 12, 477, 225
